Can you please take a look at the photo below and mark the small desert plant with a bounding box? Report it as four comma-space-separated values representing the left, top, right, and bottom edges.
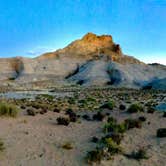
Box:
8, 77, 16, 81
86, 148, 104, 164
138, 116, 146, 122
68, 97, 76, 104
53, 108, 60, 113
82, 114, 91, 121
104, 138, 122, 155
37, 94, 54, 102
127, 103, 144, 113
91, 136, 99, 143
93, 111, 106, 121
57, 117, 70, 126
157, 128, 166, 138
119, 104, 126, 110
102, 133, 124, 145
86, 133, 123, 163
104, 117, 127, 133
127, 148, 149, 160
0, 139, 5, 151
0, 102, 19, 117
100, 100, 115, 110
62, 142, 73, 150
66, 109, 78, 122
147, 107, 155, 113
27, 109, 36, 116
124, 118, 142, 129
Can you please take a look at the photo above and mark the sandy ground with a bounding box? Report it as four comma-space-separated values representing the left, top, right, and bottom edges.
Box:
0, 111, 102, 166
0, 109, 165, 166
0, 88, 165, 166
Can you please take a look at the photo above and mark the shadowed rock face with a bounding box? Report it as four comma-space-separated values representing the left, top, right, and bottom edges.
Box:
0, 33, 165, 89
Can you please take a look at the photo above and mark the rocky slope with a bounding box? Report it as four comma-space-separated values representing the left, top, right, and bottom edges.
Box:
0, 33, 165, 89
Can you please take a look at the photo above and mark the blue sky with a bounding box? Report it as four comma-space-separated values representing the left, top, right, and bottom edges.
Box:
0, 0, 165, 64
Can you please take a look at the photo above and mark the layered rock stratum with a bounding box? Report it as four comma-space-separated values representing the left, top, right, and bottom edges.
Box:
0, 33, 165, 89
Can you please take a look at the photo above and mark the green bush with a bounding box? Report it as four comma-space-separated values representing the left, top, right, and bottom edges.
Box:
0, 102, 19, 117
104, 117, 127, 133
100, 100, 115, 110
102, 133, 124, 145
86, 148, 104, 164
127, 103, 144, 113
104, 138, 122, 155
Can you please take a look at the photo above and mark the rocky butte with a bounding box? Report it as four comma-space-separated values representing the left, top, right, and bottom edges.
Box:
0, 33, 165, 90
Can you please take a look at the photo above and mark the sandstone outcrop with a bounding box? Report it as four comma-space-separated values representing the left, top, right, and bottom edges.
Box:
0, 33, 165, 89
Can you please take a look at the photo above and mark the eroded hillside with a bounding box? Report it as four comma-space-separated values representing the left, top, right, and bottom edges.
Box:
0, 33, 165, 89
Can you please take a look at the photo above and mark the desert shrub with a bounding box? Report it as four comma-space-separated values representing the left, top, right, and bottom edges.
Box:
66, 109, 78, 122
29, 102, 48, 110
147, 107, 155, 113
27, 109, 36, 116
86, 121, 124, 163
20, 105, 26, 109
57, 117, 70, 126
91, 136, 99, 143
53, 108, 60, 113
104, 117, 127, 133
86, 148, 104, 164
0, 139, 5, 151
69, 113, 77, 122
119, 104, 126, 110
127, 148, 149, 160
82, 114, 91, 121
138, 116, 146, 122
93, 111, 106, 121
100, 100, 115, 110
104, 138, 122, 155
107, 117, 117, 124
106, 112, 110, 116
127, 103, 144, 113
0, 102, 19, 117
86, 96, 96, 102
68, 97, 76, 104
62, 142, 73, 150
157, 128, 166, 138
65, 108, 74, 115
37, 94, 54, 101
102, 133, 124, 145
124, 118, 142, 129
39, 109, 47, 114
86, 135, 123, 164
8, 77, 16, 81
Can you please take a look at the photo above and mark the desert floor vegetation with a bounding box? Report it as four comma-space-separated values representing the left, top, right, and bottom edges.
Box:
0, 88, 165, 165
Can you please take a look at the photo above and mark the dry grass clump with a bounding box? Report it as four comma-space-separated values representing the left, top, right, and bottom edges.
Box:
0, 102, 19, 117
62, 142, 73, 150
